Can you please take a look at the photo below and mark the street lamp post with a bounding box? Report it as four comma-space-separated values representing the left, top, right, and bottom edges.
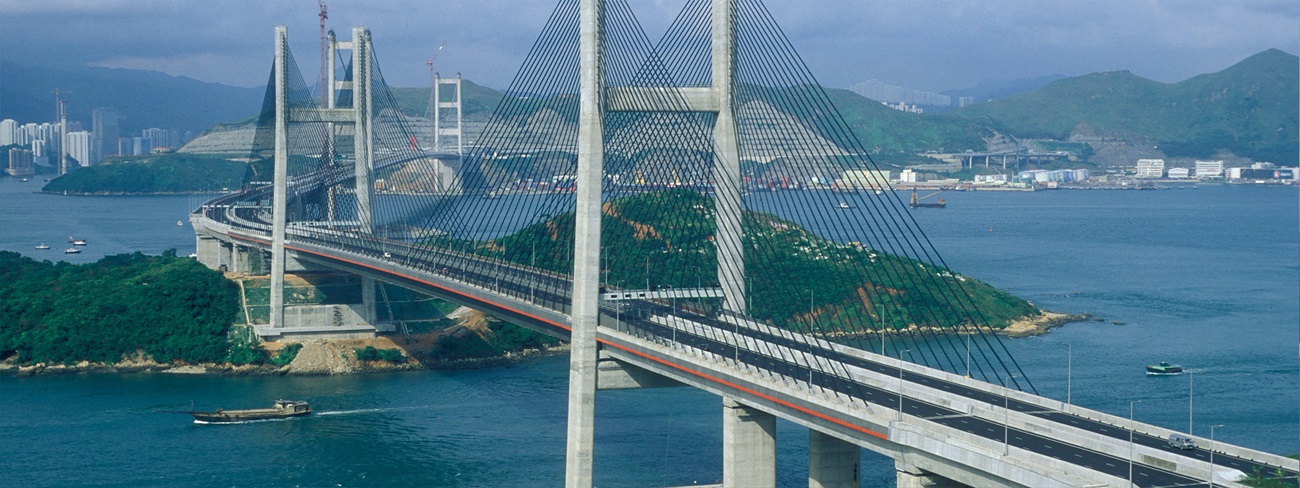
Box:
808, 290, 815, 324
1209, 424, 1224, 487
965, 333, 971, 378
1189, 370, 1194, 435
898, 350, 910, 419
1129, 400, 1144, 488
1067, 343, 1072, 405
1004, 375, 1017, 455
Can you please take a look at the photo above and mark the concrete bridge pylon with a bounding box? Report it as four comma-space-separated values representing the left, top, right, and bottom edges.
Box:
268, 25, 378, 334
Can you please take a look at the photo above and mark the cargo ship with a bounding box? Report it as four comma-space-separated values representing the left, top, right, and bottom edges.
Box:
1145, 361, 1184, 375
190, 400, 312, 424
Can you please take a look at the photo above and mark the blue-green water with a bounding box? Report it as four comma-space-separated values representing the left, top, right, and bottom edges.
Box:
0, 178, 1296, 486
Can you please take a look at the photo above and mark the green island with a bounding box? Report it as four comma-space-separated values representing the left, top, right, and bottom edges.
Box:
466, 189, 1044, 334
40, 153, 251, 195
0, 251, 242, 365
0, 250, 562, 371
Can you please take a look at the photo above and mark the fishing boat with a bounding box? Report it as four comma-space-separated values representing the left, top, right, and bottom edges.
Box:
836, 201, 854, 209
64, 248, 82, 254
35, 243, 50, 250
1145, 361, 1184, 375
190, 400, 312, 424
68, 236, 87, 246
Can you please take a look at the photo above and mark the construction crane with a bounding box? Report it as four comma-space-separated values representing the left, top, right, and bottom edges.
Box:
318, 0, 329, 108
909, 189, 947, 208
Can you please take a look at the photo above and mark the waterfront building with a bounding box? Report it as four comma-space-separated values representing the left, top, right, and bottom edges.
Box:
1195, 160, 1223, 178
898, 169, 919, 183
1135, 159, 1165, 178
6, 147, 34, 176
974, 174, 1008, 183
1167, 167, 1190, 179
841, 169, 891, 189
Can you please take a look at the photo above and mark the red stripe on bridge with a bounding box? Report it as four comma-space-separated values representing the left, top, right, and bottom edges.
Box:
228, 232, 889, 442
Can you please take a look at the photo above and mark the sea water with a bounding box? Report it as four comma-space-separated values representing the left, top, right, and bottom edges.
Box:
0, 178, 1296, 487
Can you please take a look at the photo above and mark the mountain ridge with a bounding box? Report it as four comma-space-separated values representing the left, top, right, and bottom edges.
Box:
956, 48, 1299, 163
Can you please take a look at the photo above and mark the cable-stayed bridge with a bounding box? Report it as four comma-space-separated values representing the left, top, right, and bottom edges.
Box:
191, 0, 1298, 486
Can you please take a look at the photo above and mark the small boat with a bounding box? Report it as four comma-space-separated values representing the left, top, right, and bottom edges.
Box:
64, 248, 81, 254
1146, 361, 1184, 375
35, 243, 50, 250
836, 201, 854, 209
68, 236, 88, 245
176, 220, 184, 226
190, 400, 312, 424
18, 178, 29, 182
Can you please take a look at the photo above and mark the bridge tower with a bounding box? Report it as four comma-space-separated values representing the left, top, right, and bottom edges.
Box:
269, 26, 377, 331
569, 1, 782, 486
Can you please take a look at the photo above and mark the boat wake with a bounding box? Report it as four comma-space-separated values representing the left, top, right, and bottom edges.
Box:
193, 417, 298, 425
316, 406, 425, 416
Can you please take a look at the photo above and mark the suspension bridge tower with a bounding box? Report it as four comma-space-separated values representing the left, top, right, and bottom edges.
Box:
265, 25, 381, 339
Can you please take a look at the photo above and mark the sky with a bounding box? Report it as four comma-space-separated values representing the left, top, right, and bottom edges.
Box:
1, 0, 1296, 93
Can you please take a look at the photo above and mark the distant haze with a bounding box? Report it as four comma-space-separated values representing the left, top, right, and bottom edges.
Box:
0, 0, 1295, 92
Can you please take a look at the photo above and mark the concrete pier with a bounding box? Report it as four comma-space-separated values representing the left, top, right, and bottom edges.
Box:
896, 461, 965, 488
723, 398, 776, 488
809, 430, 859, 488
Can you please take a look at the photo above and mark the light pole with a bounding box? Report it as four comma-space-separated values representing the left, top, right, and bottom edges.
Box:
1208, 424, 1224, 487
1129, 400, 1143, 488
1004, 374, 1017, 455
965, 333, 971, 378
898, 349, 910, 419
808, 290, 815, 327
1188, 370, 1194, 435
1067, 343, 1072, 405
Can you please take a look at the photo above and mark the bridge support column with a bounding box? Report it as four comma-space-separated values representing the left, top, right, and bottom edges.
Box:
566, 0, 604, 486
195, 235, 222, 270
361, 277, 377, 324
711, 0, 744, 315
809, 430, 858, 488
895, 461, 965, 488
269, 25, 289, 329
723, 398, 776, 488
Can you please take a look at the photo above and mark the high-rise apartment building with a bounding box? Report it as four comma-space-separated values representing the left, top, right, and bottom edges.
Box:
66, 131, 93, 167
93, 107, 120, 162
0, 119, 16, 147
6, 147, 34, 176
142, 128, 170, 149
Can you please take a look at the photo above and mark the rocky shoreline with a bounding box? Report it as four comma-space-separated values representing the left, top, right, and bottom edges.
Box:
815, 310, 1089, 341
1, 311, 1083, 378
0, 342, 568, 378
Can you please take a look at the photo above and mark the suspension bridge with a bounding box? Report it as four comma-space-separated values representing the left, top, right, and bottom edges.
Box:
190, 0, 1298, 486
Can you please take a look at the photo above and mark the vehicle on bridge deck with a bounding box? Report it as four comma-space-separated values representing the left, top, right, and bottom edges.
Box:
1168, 433, 1197, 450
190, 400, 312, 424
1146, 361, 1184, 375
